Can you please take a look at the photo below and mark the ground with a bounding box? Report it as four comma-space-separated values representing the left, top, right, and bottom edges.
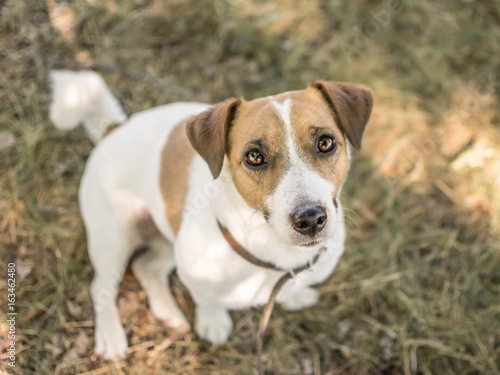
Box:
0, 0, 499, 374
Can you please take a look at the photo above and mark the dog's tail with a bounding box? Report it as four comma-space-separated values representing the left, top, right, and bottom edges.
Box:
49, 70, 127, 143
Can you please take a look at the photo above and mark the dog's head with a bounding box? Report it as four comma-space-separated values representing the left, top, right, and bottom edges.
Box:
187, 81, 373, 249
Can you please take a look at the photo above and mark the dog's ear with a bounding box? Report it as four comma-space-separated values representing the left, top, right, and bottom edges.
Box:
311, 81, 373, 150
186, 98, 240, 179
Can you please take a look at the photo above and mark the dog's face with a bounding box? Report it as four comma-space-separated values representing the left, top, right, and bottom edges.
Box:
187, 81, 373, 249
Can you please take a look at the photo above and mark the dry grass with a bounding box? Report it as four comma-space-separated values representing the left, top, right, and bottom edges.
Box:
1, 0, 499, 374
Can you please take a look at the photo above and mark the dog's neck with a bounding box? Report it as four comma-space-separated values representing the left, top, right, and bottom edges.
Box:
211, 163, 331, 270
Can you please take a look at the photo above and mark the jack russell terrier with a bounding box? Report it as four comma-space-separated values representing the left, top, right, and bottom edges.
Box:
50, 71, 373, 361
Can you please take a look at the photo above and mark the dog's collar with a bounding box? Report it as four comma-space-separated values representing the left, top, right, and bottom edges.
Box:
217, 220, 322, 273
216, 219, 323, 375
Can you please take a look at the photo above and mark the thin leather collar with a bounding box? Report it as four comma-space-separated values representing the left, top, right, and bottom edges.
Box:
216, 219, 324, 374
217, 220, 322, 273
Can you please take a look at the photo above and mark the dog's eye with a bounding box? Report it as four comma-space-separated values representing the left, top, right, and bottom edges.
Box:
245, 150, 265, 166
317, 135, 337, 153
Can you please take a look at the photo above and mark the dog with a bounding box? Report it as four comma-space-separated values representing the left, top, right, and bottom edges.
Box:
50, 70, 373, 361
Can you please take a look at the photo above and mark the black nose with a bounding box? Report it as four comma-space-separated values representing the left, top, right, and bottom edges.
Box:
291, 205, 327, 236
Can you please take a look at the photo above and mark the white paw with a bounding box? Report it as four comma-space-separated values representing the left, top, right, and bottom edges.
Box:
94, 312, 128, 361
280, 287, 319, 311
164, 313, 191, 334
149, 296, 190, 333
195, 306, 233, 344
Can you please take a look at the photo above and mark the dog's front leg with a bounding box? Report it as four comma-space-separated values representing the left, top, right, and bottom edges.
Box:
174, 213, 236, 345
195, 304, 233, 344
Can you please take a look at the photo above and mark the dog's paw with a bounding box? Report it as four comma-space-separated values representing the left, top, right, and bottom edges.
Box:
195, 306, 233, 344
149, 297, 190, 333
163, 314, 191, 334
94, 316, 128, 361
280, 287, 319, 311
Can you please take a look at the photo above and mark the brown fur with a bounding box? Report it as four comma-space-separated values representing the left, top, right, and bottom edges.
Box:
186, 98, 240, 178
168, 81, 372, 224
310, 81, 373, 150
160, 121, 197, 235
289, 88, 350, 193
102, 122, 123, 138
227, 96, 289, 212
227, 88, 352, 212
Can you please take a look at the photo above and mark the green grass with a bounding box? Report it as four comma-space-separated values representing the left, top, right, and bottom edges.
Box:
0, 0, 499, 374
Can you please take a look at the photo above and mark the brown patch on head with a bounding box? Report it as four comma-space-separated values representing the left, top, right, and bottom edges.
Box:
226, 97, 290, 213
225, 82, 373, 212
287, 88, 351, 194
160, 121, 197, 235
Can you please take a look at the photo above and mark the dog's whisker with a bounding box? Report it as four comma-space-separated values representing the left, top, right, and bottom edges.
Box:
342, 207, 359, 217
343, 214, 359, 229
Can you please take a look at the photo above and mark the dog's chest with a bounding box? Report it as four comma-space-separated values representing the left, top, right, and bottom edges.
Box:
174, 217, 343, 309
175, 243, 311, 308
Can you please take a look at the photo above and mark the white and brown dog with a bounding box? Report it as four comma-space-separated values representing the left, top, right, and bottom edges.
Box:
50, 71, 373, 361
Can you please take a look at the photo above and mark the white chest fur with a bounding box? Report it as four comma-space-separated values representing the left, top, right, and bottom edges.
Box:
173, 157, 346, 309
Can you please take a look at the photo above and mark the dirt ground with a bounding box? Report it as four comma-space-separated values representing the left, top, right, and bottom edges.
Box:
0, 0, 499, 374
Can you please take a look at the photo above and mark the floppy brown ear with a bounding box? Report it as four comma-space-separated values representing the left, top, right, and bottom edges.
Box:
311, 81, 373, 150
186, 98, 240, 179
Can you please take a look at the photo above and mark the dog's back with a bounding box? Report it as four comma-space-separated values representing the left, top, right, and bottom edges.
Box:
50, 72, 210, 360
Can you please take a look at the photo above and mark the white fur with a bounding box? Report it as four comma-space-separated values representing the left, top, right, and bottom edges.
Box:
50, 71, 349, 360
50, 70, 127, 143
266, 98, 338, 248
78, 100, 209, 360
271, 98, 299, 162
280, 287, 319, 311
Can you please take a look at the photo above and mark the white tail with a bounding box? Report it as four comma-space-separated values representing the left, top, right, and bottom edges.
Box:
49, 70, 127, 143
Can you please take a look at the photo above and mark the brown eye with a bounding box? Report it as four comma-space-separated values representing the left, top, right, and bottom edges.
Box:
246, 150, 265, 166
317, 136, 337, 153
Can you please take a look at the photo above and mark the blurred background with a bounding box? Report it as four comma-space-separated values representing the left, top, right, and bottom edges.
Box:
0, 0, 499, 373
